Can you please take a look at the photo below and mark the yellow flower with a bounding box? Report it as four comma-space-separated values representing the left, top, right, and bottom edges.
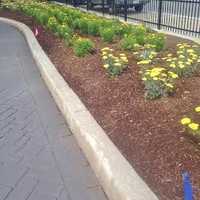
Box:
186, 62, 191, 65
188, 123, 199, 131
102, 51, 107, 55
179, 55, 185, 59
103, 64, 109, 69
165, 83, 174, 88
187, 49, 194, 53
168, 72, 178, 79
195, 106, 200, 112
102, 56, 108, 60
114, 63, 121, 66
101, 47, 110, 51
166, 58, 172, 62
179, 63, 185, 69
167, 53, 172, 57
153, 77, 158, 80
119, 53, 126, 57
121, 57, 128, 63
142, 77, 147, 81
137, 60, 151, 65
169, 63, 176, 68
181, 117, 191, 125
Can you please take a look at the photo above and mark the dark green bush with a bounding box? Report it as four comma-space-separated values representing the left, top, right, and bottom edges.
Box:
78, 18, 89, 34
57, 24, 72, 41
87, 20, 99, 36
73, 38, 94, 57
120, 34, 139, 51
132, 25, 147, 45
47, 16, 58, 33
100, 28, 115, 43
145, 33, 165, 51
36, 11, 49, 26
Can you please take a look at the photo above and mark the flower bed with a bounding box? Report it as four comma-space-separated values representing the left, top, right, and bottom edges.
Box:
1, 1, 200, 199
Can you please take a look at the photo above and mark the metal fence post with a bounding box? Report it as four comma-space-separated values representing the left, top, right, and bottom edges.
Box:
86, 0, 89, 10
102, 0, 105, 15
124, 0, 128, 21
157, 0, 162, 30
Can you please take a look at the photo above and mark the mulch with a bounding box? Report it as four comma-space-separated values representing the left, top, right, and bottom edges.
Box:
1, 9, 200, 200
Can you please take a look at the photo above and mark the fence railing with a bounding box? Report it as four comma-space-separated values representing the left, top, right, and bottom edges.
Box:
55, 0, 200, 37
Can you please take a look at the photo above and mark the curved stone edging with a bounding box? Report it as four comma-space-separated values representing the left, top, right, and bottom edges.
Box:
0, 17, 158, 200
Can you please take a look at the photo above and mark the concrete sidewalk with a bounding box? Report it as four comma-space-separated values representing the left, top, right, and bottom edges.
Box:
0, 22, 107, 200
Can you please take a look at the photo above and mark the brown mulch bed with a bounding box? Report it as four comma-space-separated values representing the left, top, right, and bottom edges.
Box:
1, 9, 200, 200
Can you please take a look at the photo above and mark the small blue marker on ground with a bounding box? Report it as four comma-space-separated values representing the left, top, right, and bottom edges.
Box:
182, 171, 193, 200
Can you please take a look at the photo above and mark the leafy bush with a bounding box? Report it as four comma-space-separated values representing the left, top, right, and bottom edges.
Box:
131, 25, 147, 45
120, 34, 139, 51
47, 16, 58, 33
56, 24, 72, 42
145, 33, 165, 52
141, 67, 178, 99
87, 20, 99, 36
100, 28, 115, 43
73, 37, 94, 57
36, 11, 49, 26
78, 18, 89, 34
101, 47, 128, 77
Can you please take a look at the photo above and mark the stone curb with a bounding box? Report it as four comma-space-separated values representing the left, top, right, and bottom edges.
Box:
0, 17, 159, 200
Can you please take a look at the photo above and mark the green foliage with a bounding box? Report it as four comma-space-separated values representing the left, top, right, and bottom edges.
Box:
145, 33, 165, 52
131, 25, 147, 45
78, 18, 89, 34
87, 20, 99, 36
47, 16, 58, 33
120, 34, 139, 51
56, 24, 72, 42
36, 11, 49, 26
73, 38, 94, 57
100, 28, 115, 43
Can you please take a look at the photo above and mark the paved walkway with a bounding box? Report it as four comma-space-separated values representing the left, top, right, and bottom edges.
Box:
0, 22, 107, 200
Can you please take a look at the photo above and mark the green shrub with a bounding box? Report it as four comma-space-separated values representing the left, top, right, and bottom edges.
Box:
88, 20, 99, 36
78, 18, 88, 34
57, 24, 72, 41
47, 16, 58, 33
36, 11, 49, 26
73, 38, 94, 57
132, 25, 147, 45
121, 34, 139, 51
145, 33, 165, 52
100, 28, 115, 43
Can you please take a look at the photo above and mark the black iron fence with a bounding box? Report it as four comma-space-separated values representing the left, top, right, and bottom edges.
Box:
55, 0, 200, 37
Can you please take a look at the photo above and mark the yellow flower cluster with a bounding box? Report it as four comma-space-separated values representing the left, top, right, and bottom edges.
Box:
163, 43, 200, 77
181, 117, 199, 131
180, 105, 200, 135
101, 47, 128, 76
136, 44, 157, 66
141, 66, 178, 99
142, 67, 178, 86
